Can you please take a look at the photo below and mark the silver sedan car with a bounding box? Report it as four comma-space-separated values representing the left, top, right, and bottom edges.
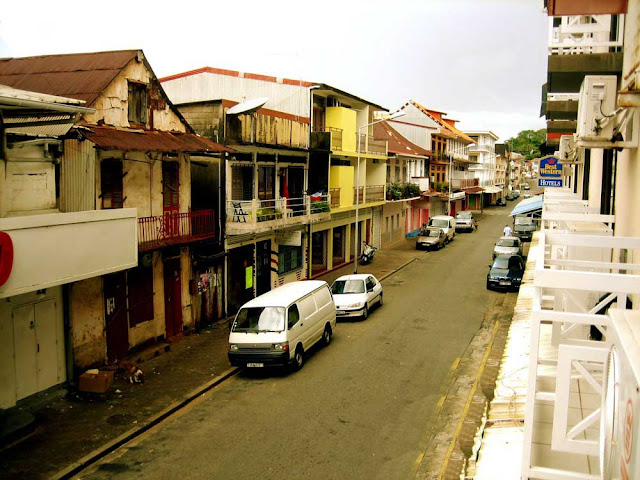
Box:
492, 236, 523, 259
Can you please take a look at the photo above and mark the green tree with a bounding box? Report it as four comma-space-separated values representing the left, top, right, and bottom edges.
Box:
506, 128, 546, 160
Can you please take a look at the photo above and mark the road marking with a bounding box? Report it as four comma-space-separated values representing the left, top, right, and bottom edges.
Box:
436, 320, 500, 480
449, 357, 460, 373
436, 395, 446, 409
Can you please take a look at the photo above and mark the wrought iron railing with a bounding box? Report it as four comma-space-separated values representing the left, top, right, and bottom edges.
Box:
138, 209, 215, 252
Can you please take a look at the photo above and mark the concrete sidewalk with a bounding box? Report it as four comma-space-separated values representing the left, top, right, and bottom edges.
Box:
0, 236, 431, 480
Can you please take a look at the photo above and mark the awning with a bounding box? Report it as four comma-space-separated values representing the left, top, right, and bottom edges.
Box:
483, 186, 503, 194
76, 125, 234, 154
450, 192, 465, 201
462, 186, 484, 194
510, 195, 544, 217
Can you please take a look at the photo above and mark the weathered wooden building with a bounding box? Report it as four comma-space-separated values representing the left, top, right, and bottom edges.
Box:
0, 51, 230, 407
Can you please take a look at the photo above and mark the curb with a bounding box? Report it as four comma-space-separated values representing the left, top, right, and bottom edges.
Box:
49, 367, 241, 480
379, 257, 418, 282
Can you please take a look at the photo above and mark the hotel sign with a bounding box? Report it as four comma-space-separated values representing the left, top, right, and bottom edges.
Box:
539, 156, 562, 178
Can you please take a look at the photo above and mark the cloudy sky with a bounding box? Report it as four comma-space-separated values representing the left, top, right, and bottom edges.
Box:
0, 0, 548, 141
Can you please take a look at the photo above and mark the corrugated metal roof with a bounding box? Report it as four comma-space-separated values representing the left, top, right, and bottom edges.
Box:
373, 121, 431, 157
76, 125, 234, 154
0, 50, 139, 106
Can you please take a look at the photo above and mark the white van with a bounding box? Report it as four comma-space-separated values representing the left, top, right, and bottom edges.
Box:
428, 215, 456, 243
228, 280, 336, 371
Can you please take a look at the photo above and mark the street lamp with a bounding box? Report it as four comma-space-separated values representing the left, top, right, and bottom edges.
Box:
354, 109, 406, 274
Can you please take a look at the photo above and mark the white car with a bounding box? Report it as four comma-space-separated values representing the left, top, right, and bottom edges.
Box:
330, 274, 383, 320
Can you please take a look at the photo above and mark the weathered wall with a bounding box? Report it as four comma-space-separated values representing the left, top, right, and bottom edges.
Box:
71, 277, 106, 369
382, 202, 406, 247
82, 57, 186, 132
178, 102, 224, 140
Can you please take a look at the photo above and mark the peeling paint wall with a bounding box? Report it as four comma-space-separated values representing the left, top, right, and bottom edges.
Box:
70, 277, 106, 369
82, 58, 186, 132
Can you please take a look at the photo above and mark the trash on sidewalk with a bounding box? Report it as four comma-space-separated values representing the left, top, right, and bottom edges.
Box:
78, 370, 114, 394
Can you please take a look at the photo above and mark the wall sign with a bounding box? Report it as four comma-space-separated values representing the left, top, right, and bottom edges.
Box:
276, 230, 302, 247
539, 178, 563, 188
0, 232, 14, 287
539, 156, 562, 178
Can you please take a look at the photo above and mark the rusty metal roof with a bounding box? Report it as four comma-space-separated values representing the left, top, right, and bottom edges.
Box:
0, 50, 139, 106
373, 121, 431, 158
76, 125, 234, 154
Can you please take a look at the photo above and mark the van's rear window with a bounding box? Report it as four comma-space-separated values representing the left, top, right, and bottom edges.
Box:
232, 307, 285, 332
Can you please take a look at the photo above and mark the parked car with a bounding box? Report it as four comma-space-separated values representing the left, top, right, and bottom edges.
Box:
523, 183, 530, 190
455, 211, 477, 232
513, 189, 521, 198
416, 226, 447, 250
513, 215, 536, 241
428, 215, 456, 243
505, 192, 517, 201
524, 191, 532, 199
228, 280, 336, 371
493, 236, 523, 259
496, 197, 507, 207
331, 274, 383, 320
486, 254, 525, 291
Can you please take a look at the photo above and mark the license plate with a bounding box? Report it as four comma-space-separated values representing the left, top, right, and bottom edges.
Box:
337, 310, 345, 315
247, 362, 264, 368
499, 281, 511, 286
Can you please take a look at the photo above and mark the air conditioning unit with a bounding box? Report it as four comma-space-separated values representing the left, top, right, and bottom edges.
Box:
558, 135, 578, 162
577, 75, 618, 140
600, 309, 640, 479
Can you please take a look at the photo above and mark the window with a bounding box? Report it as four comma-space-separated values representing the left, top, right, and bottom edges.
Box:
128, 265, 154, 327
101, 159, 123, 209
162, 162, 180, 211
278, 245, 303, 275
288, 305, 300, 329
128, 82, 148, 125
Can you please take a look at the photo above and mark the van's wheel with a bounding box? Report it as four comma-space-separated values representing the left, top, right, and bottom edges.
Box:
362, 305, 369, 320
378, 293, 383, 307
291, 346, 304, 371
322, 325, 332, 346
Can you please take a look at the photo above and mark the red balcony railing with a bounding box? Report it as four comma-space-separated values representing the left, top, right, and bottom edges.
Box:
138, 209, 216, 252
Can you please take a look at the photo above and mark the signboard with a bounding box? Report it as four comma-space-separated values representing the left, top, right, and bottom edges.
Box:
539, 178, 563, 188
539, 156, 562, 178
276, 230, 302, 246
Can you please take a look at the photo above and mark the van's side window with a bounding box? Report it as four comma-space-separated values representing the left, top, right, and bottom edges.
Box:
288, 304, 300, 329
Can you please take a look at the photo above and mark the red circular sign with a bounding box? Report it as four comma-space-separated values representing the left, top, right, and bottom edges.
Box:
0, 232, 14, 287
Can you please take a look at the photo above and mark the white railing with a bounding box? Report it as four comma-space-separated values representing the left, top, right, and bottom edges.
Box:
549, 15, 624, 55
226, 194, 331, 233
521, 191, 640, 480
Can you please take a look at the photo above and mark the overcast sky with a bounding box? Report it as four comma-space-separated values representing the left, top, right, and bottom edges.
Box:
0, 0, 548, 141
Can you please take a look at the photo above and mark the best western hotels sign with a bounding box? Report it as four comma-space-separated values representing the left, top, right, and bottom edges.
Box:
538, 155, 563, 188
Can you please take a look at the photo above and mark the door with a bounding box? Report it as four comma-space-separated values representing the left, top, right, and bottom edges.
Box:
256, 240, 272, 297
13, 304, 38, 400
104, 272, 129, 362
228, 245, 255, 315
12, 299, 61, 400
164, 259, 183, 338
163, 162, 180, 237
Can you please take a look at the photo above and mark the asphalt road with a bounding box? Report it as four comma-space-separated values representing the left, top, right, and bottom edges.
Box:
79, 207, 514, 480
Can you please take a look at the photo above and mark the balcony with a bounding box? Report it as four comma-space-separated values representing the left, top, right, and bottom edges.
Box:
138, 209, 216, 252
225, 195, 331, 235
329, 188, 341, 208
451, 176, 479, 190
0, 209, 138, 298
353, 185, 385, 204
520, 191, 640, 480
548, 15, 624, 55
357, 133, 387, 156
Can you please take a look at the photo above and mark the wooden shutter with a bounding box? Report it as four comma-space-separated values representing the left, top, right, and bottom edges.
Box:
101, 159, 123, 209
162, 162, 180, 210
127, 265, 154, 327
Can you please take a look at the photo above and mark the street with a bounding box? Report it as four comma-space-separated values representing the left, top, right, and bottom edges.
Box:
77, 207, 515, 480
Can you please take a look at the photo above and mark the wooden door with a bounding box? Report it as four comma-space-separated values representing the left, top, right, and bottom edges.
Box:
104, 272, 129, 362
34, 299, 59, 391
163, 162, 180, 237
164, 259, 183, 338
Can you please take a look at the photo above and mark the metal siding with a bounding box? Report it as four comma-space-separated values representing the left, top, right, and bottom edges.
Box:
61, 139, 96, 212
162, 73, 311, 118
